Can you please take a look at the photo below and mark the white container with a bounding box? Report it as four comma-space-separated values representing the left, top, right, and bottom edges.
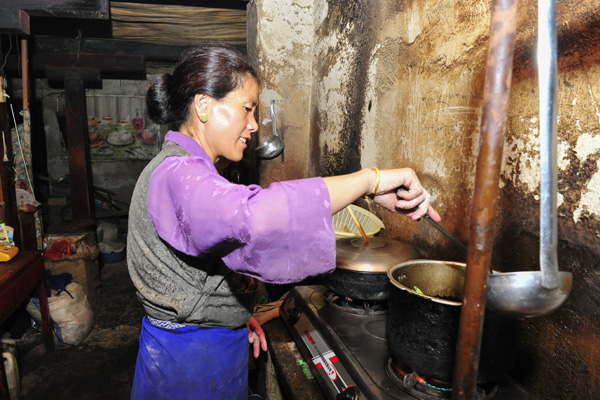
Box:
3, 351, 20, 400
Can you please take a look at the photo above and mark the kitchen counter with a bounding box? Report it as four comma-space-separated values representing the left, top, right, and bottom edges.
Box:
261, 317, 327, 400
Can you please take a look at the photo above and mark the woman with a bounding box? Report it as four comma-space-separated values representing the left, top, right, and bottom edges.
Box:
127, 45, 440, 400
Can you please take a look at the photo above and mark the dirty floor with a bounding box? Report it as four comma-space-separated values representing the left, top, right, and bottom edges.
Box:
16, 260, 145, 400
11, 259, 271, 400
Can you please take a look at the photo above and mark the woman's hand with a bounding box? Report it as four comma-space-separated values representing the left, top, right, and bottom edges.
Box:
372, 168, 441, 222
246, 316, 267, 358
323, 167, 441, 222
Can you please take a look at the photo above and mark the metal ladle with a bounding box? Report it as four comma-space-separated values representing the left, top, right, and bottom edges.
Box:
422, 210, 572, 318
486, 0, 572, 318
255, 100, 284, 159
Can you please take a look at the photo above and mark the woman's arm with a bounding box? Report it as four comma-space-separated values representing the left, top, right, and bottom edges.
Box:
323, 167, 441, 221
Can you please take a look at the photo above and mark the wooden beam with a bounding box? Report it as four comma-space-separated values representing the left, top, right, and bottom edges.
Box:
18, 0, 108, 19
45, 67, 102, 83
0, 8, 30, 35
110, 2, 246, 47
4, 53, 147, 81
34, 36, 193, 62
35, 53, 145, 73
123, 0, 247, 8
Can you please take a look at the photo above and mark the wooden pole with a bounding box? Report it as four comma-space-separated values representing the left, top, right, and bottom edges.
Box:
21, 39, 28, 109
451, 0, 519, 398
64, 77, 96, 223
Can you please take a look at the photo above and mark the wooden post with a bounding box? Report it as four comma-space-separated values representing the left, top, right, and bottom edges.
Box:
21, 38, 28, 109
40, 54, 144, 231
451, 0, 519, 398
64, 77, 95, 223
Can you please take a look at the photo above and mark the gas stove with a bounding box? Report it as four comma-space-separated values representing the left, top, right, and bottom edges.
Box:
279, 285, 535, 400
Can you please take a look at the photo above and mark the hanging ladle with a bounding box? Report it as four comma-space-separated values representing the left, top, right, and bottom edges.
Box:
255, 100, 284, 159
486, 0, 572, 318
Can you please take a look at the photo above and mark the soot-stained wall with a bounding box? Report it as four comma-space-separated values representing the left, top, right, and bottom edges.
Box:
249, 1, 600, 398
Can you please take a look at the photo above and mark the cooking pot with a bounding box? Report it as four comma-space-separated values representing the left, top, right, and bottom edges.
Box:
387, 260, 520, 385
322, 237, 420, 300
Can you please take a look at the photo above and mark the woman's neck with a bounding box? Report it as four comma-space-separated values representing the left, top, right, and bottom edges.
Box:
179, 122, 217, 164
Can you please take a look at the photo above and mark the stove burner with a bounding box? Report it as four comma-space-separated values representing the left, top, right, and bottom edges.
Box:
384, 358, 499, 400
323, 291, 387, 315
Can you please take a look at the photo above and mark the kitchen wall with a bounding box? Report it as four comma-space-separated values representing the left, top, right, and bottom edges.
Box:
248, 0, 600, 398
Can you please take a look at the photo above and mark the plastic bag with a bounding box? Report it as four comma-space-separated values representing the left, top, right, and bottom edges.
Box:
44, 239, 72, 259
26, 281, 95, 347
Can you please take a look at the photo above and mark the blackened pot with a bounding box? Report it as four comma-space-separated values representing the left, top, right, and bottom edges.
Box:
323, 237, 420, 300
387, 260, 520, 385
321, 268, 391, 300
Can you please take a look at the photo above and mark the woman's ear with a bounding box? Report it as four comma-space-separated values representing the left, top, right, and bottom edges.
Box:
193, 94, 210, 122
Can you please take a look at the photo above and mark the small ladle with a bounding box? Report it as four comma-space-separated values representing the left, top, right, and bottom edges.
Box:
255, 100, 284, 159
486, 0, 572, 318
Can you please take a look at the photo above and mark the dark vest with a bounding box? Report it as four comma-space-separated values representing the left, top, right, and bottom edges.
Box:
127, 141, 256, 329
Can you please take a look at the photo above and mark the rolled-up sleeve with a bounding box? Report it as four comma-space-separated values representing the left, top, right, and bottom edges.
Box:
147, 156, 336, 283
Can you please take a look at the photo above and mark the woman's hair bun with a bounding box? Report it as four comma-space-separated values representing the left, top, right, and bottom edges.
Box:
146, 73, 173, 125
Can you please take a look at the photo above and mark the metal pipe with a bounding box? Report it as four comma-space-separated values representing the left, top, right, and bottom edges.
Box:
538, 0, 559, 290
451, 0, 519, 398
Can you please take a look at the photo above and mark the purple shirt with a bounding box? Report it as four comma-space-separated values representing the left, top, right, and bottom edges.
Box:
146, 131, 336, 283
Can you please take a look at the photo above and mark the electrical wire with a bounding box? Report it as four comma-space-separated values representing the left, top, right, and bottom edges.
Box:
0, 35, 13, 72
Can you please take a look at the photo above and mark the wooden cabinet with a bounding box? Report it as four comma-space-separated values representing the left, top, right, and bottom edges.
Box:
0, 251, 54, 399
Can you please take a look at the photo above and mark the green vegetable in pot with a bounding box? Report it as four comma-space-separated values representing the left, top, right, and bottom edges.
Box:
413, 286, 424, 295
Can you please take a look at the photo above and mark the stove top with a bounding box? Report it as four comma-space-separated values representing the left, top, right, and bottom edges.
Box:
279, 285, 535, 400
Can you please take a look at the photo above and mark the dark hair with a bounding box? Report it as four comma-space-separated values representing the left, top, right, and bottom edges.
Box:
146, 45, 258, 128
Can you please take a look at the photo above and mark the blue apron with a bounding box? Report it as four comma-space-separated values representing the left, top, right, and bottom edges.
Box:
131, 316, 249, 400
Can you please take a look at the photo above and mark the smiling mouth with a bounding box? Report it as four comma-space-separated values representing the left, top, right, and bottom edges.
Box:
239, 138, 248, 144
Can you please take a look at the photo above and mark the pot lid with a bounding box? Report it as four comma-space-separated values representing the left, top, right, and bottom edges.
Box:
336, 237, 420, 273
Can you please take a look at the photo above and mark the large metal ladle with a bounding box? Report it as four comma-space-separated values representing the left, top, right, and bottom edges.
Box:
486, 0, 572, 318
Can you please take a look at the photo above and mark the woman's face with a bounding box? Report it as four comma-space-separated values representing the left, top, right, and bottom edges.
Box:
204, 76, 258, 163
